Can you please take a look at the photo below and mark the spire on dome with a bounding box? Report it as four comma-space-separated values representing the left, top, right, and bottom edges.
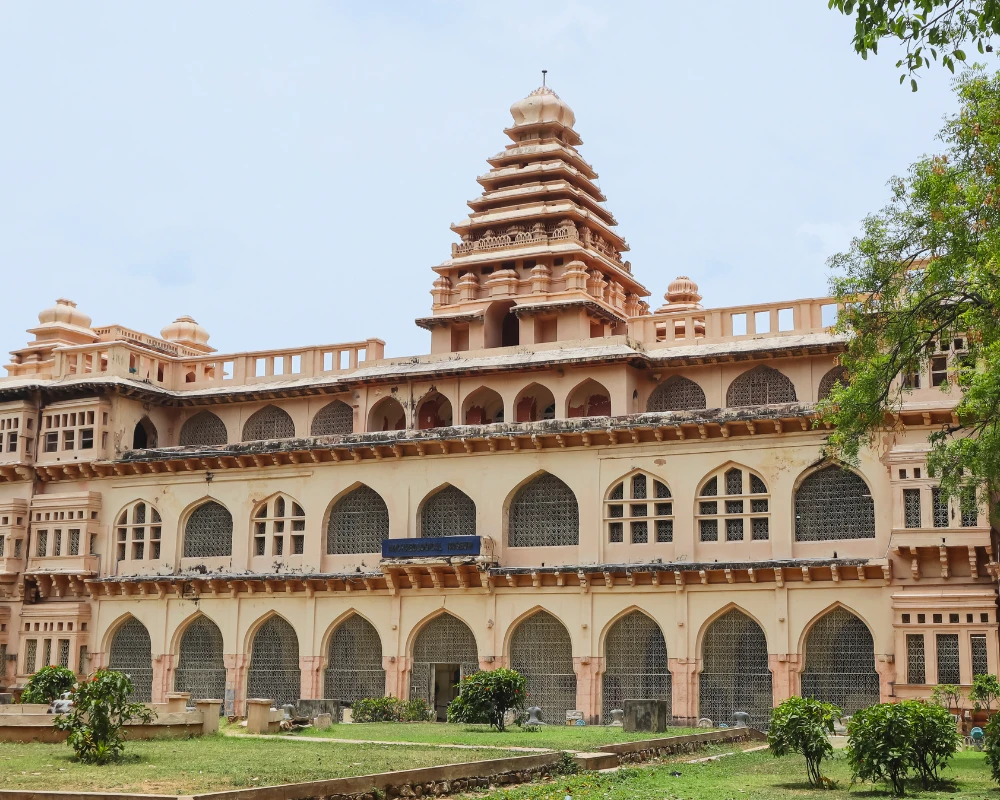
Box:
509, 80, 576, 129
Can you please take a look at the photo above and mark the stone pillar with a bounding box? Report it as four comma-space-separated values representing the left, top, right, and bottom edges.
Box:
668, 657, 698, 725
151, 655, 171, 704
196, 699, 222, 734
300, 655, 324, 700
769, 654, 801, 705
225, 653, 248, 716
385, 656, 408, 699
89, 651, 107, 671
246, 698, 273, 734
165, 691, 190, 713
573, 657, 601, 724
875, 655, 896, 703
478, 657, 499, 672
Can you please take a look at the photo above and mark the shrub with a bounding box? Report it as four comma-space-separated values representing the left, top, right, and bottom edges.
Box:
971, 673, 1000, 713
846, 702, 913, 795
446, 668, 526, 731
352, 697, 404, 723
904, 700, 960, 789
931, 684, 962, 711
983, 712, 1000, 784
767, 696, 841, 788
401, 698, 432, 722
52, 670, 155, 764
21, 665, 76, 704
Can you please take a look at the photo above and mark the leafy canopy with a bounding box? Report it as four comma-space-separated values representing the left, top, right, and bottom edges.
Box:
21, 665, 76, 704
846, 702, 915, 795
446, 668, 526, 731
767, 696, 842, 788
823, 67, 1000, 502
905, 700, 961, 788
828, 1, 998, 88
971, 672, 1000, 710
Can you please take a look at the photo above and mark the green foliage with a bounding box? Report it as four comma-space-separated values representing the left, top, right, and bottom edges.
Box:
828, 0, 995, 87
931, 683, 963, 710
905, 700, 961, 788
767, 696, 842, 788
401, 698, 432, 722
984, 711, 1000, 783
823, 68, 1000, 503
555, 750, 580, 775
21, 665, 76, 704
846, 702, 914, 794
446, 668, 526, 731
972, 672, 1000, 711
52, 670, 155, 764
350, 697, 430, 723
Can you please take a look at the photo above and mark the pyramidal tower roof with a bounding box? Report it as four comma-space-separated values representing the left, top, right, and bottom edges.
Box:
418, 80, 650, 352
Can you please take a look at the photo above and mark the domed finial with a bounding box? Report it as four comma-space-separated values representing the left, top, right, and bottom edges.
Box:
655, 276, 704, 313
510, 81, 576, 128
37, 297, 93, 330
161, 315, 212, 351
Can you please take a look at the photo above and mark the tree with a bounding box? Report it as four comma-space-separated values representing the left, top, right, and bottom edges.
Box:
983, 711, 1000, 783
846, 702, 914, 795
21, 665, 76, 704
971, 672, 1000, 711
905, 700, 961, 788
446, 668, 526, 731
828, 1, 999, 88
822, 67, 1000, 504
767, 696, 842, 788
931, 683, 964, 710
53, 670, 155, 764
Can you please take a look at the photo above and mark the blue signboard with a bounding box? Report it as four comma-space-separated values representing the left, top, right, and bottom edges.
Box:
382, 536, 481, 559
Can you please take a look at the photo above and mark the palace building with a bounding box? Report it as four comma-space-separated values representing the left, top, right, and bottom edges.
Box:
0, 84, 995, 727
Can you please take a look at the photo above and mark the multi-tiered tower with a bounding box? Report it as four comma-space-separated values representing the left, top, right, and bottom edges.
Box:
419, 82, 650, 353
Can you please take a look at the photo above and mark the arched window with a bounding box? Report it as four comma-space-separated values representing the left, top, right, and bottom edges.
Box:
311, 400, 354, 436
246, 617, 300, 709
108, 618, 153, 702
179, 411, 227, 447
509, 473, 579, 547
510, 611, 576, 724
605, 473, 672, 544
417, 392, 453, 429
801, 608, 879, 714
253, 495, 305, 558
368, 397, 406, 432
514, 384, 555, 422
726, 365, 797, 406
175, 616, 226, 705
817, 366, 849, 402
325, 615, 385, 705
697, 466, 769, 542
699, 609, 772, 728
463, 387, 504, 425
794, 466, 875, 541
326, 486, 389, 554
603, 611, 670, 720
410, 615, 479, 715
115, 500, 162, 561
132, 417, 157, 449
567, 380, 611, 417
183, 501, 233, 558
421, 485, 476, 537
647, 376, 707, 412
242, 405, 295, 441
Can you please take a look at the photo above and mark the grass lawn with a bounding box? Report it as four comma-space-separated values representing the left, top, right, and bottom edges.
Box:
0, 735, 512, 795
285, 721, 701, 749
466, 747, 996, 799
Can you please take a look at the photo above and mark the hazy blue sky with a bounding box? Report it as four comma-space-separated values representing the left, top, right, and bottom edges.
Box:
0, 2, 979, 358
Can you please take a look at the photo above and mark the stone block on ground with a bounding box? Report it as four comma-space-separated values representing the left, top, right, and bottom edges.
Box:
574, 752, 619, 771
623, 699, 669, 733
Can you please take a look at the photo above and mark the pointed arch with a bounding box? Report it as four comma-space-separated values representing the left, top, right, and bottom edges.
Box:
183, 499, 233, 558
409, 612, 479, 709
699, 607, 772, 728
604, 470, 673, 545
509, 610, 576, 724
566, 378, 611, 418
114, 499, 163, 562
174, 614, 226, 705
246, 614, 300, 708
179, 411, 227, 447
367, 396, 406, 432
513, 383, 555, 423
696, 463, 770, 543
242, 405, 295, 441
420, 484, 476, 538
726, 364, 797, 406
462, 386, 504, 425
324, 614, 385, 704
107, 616, 153, 702
794, 464, 875, 541
647, 375, 707, 412
508, 472, 579, 547
311, 400, 354, 436
132, 416, 158, 449
801, 606, 879, 714
602, 609, 670, 720
326, 484, 389, 554
416, 391, 453, 429
817, 366, 849, 402
251, 492, 305, 559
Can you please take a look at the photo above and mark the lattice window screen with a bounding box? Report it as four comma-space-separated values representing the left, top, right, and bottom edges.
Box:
906, 634, 926, 684
510, 612, 577, 724
311, 400, 354, 436
972, 634, 989, 677
726, 365, 797, 406
961, 489, 979, 527
242, 405, 295, 441
179, 411, 228, 446
509, 474, 579, 547
932, 488, 950, 528
184, 501, 233, 558
108, 618, 153, 702
800, 608, 879, 714
817, 367, 848, 401
246, 617, 301, 709
647, 376, 707, 412
421, 486, 476, 537
24, 640, 36, 674
698, 468, 768, 542
409, 615, 479, 704
58, 639, 70, 668
699, 609, 772, 729
903, 489, 922, 528
327, 486, 389, 554
602, 611, 670, 720
936, 634, 960, 684
325, 615, 385, 705
794, 466, 875, 541
175, 616, 227, 704
605, 474, 672, 544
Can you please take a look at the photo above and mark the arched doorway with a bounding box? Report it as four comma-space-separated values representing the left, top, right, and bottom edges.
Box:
510, 611, 576, 724
410, 614, 479, 720
132, 417, 157, 449
246, 617, 300, 709
602, 611, 670, 720
325, 615, 385, 706
801, 608, 879, 714
108, 618, 153, 702
699, 609, 772, 728
175, 616, 227, 707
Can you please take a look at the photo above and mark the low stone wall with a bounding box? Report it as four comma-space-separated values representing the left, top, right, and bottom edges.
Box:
597, 728, 765, 763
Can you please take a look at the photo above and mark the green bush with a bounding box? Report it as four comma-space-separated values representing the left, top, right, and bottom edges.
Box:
846, 702, 913, 795
352, 697, 404, 723
52, 669, 155, 764
21, 665, 76, 704
905, 700, 960, 789
767, 696, 841, 788
930, 684, 962, 710
446, 668, 525, 731
401, 698, 432, 722
983, 711, 1000, 784
971, 673, 1000, 713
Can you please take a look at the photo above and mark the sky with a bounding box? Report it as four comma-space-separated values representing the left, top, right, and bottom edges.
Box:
0, 1, 982, 358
